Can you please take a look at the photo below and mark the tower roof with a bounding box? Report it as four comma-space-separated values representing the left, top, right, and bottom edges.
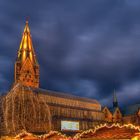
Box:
17, 21, 38, 65
113, 89, 117, 103
113, 89, 118, 108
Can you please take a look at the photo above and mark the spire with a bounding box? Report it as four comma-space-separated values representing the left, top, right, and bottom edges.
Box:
113, 89, 117, 102
14, 21, 39, 88
24, 20, 30, 33
17, 20, 38, 65
113, 89, 118, 108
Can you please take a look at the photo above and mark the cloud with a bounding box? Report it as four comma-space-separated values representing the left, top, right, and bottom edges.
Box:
117, 80, 140, 106
0, 56, 13, 92
0, 0, 140, 106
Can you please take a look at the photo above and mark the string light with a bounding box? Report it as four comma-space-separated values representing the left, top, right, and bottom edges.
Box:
74, 123, 140, 139
11, 123, 140, 140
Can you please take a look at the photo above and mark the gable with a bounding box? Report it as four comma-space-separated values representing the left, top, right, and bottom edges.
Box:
19, 58, 36, 84
20, 57, 35, 75
103, 107, 112, 118
113, 107, 122, 118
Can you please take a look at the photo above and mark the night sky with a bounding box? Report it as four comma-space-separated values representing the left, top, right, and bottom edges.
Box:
0, 0, 140, 107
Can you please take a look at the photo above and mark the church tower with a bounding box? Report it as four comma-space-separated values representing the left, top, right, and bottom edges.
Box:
113, 89, 118, 108
14, 21, 39, 88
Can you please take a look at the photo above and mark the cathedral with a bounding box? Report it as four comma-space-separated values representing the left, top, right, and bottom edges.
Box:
0, 21, 140, 136
0, 21, 104, 135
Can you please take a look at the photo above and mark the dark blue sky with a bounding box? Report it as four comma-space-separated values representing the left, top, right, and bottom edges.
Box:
0, 0, 140, 107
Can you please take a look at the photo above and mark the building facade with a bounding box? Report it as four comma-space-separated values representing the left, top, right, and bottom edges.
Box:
102, 92, 140, 126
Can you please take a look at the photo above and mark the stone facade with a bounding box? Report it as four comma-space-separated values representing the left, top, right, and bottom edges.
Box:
102, 107, 122, 123
0, 84, 104, 135
103, 103, 140, 125
102, 107, 113, 123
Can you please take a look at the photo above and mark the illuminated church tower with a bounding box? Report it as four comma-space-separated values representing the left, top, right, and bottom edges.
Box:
14, 21, 39, 88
